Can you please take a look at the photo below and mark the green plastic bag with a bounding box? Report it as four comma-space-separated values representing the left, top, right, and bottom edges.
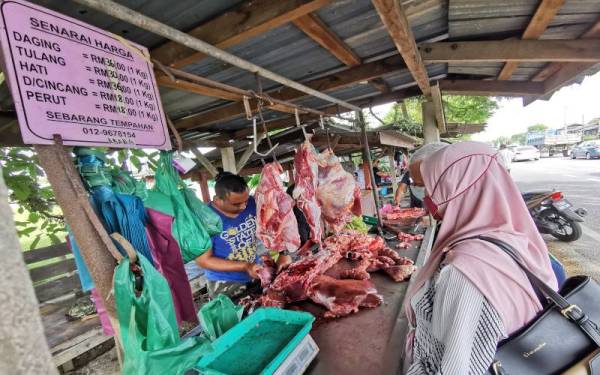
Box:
198, 294, 244, 341
111, 169, 148, 200
183, 187, 222, 236
148, 152, 212, 262
114, 256, 212, 374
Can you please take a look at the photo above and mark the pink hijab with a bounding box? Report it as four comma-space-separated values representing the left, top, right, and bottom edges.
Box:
405, 141, 557, 337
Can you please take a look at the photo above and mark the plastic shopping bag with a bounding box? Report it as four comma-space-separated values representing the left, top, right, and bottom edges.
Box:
114, 255, 211, 375
198, 294, 244, 341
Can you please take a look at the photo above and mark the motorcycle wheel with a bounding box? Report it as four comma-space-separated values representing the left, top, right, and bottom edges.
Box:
539, 209, 583, 242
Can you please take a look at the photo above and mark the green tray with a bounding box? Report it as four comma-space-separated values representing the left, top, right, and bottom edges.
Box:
197, 308, 315, 375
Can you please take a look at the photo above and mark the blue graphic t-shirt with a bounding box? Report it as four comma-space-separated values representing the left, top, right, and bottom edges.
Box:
204, 197, 258, 283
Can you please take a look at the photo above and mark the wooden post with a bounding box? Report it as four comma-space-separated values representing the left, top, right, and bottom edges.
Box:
34, 141, 120, 316
0, 172, 57, 374
422, 101, 440, 144
387, 148, 398, 196
199, 171, 211, 203
220, 147, 236, 173
357, 111, 383, 231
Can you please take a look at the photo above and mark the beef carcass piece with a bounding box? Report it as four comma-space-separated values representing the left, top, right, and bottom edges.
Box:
307, 275, 383, 318
256, 163, 300, 252
267, 250, 343, 304
293, 141, 322, 244
317, 150, 362, 233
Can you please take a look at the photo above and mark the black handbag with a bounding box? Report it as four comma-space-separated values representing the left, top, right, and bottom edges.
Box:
475, 236, 600, 375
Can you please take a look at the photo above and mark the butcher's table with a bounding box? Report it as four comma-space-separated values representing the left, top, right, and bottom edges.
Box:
307, 224, 436, 375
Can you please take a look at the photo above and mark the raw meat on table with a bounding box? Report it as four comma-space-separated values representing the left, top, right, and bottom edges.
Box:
316, 150, 362, 233
383, 207, 426, 221
396, 231, 424, 250
307, 275, 383, 318
255, 163, 300, 253
252, 230, 416, 318
293, 141, 322, 244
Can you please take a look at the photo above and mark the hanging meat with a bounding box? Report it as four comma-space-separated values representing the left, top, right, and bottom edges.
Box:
255, 163, 300, 253
293, 141, 322, 244
254, 231, 416, 318
317, 149, 362, 233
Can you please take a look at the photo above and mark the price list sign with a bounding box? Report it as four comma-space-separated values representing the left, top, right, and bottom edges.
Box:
0, 0, 171, 149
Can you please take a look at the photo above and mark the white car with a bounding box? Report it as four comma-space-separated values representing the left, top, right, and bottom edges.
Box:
512, 146, 540, 161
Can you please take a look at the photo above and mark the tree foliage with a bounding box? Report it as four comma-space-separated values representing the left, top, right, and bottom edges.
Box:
527, 124, 548, 133
1, 147, 65, 248
381, 95, 498, 137
1, 146, 160, 249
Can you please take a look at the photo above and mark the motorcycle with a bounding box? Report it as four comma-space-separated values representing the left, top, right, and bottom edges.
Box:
522, 190, 587, 242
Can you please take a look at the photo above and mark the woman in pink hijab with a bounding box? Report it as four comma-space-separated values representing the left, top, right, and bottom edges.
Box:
403, 141, 557, 374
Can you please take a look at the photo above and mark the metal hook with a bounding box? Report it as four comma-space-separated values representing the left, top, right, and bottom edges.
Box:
253, 117, 278, 157
294, 108, 309, 140
319, 115, 325, 130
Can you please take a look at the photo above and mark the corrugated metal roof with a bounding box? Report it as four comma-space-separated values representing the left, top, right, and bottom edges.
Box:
1, 0, 599, 142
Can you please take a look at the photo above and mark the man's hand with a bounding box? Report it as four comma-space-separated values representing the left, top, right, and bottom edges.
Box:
244, 263, 261, 279
276, 254, 292, 273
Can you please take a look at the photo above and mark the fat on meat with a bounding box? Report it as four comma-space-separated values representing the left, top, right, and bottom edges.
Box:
317, 150, 362, 233
307, 275, 383, 318
293, 141, 322, 244
256, 163, 300, 253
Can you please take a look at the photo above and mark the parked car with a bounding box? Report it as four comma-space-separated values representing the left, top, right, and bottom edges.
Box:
512, 146, 541, 161
571, 140, 600, 159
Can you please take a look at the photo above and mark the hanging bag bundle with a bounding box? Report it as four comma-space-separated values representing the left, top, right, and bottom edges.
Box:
148, 152, 213, 262
476, 236, 600, 375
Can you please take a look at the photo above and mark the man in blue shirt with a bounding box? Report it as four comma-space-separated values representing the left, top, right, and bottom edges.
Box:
197, 172, 291, 299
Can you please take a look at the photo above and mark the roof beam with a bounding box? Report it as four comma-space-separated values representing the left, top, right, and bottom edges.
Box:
156, 75, 242, 101
151, 0, 332, 68
532, 18, 600, 82
498, 0, 565, 80
233, 87, 421, 138
372, 0, 432, 96
525, 17, 600, 105
293, 13, 361, 66
420, 40, 600, 63
370, 78, 391, 93
190, 149, 218, 177
174, 56, 407, 130
439, 80, 545, 96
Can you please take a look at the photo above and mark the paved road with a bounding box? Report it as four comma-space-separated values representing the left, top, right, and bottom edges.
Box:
511, 157, 600, 281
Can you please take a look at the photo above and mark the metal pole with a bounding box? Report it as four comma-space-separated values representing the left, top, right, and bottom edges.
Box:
72, 0, 361, 112
357, 110, 383, 231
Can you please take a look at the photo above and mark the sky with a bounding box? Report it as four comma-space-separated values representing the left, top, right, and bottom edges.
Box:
370, 70, 600, 142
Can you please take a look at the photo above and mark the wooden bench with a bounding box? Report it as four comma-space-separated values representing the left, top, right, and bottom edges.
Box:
26, 242, 208, 369
24, 242, 113, 369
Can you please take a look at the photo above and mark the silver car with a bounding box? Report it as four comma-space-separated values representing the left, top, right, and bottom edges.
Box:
512, 146, 540, 162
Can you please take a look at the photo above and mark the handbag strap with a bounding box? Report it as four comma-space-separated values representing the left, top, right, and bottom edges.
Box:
475, 235, 600, 347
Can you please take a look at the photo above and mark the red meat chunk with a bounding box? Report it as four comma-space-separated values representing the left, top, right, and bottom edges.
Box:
307, 275, 383, 318
317, 150, 362, 233
293, 141, 322, 244
256, 163, 300, 252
